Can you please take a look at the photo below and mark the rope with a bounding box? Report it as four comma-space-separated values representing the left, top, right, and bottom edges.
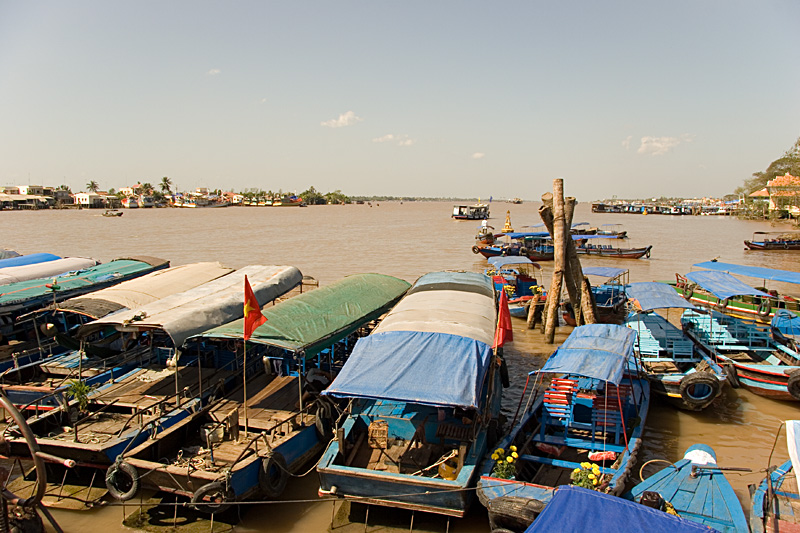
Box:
638, 459, 677, 481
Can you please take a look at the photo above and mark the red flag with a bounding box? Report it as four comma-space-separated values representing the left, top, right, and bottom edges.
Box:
493, 288, 513, 349
243, 275, 267, 340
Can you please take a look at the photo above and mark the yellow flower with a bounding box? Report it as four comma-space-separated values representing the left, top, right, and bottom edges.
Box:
573, 468, 581, 474
581, 462, 591, 469
509, 445, 517, 452
592, 478, 598, 485
491, 454, 498, 461
512, 452, 519, 459
507, 456, 514, 463
588, 473, 596, 480
495, 448, 505, 456
591, 463, 599, 470
592, 467, 601, 475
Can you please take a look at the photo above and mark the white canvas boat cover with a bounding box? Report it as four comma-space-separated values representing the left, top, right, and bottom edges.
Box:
788, 420, 800, 492
53, 262, 234, 319
80, 265, 302, 348
0, 257, 100, 286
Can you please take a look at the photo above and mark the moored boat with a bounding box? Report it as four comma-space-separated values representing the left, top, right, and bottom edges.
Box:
745, 231, 800, 250
486, 256, 545, 318
453, 203, 489, 220
626, 444, 749, 532
561, 267, 629, 326
625, 282, 726, 411
317, 271, 507, 518
476, 324, 649, 532
473, 231, 555, 262
750, 420, 800, 532
575, 236, 652, 259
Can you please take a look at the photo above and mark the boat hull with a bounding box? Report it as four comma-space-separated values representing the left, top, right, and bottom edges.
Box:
744, 240, 800, 250
575, 245, 652, 259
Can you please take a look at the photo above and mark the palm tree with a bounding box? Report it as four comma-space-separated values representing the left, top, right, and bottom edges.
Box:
160, 177, 172, 194
86, 180, 99, 192
141, 182, 154, 195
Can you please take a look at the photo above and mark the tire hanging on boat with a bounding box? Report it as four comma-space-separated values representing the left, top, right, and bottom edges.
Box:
683, 285, 694, 301
718, 297, 729, 309
259, 452, 289, 499
786, 370, 800, 401
472, 246, 480, 254
757, 299, 772, 319
191, 481, 233, 514
315, 400, 334, 441
679, 372, 720, 410
724, 364, 740, 388
499, 357, 510, 388
105, 461, 139, 502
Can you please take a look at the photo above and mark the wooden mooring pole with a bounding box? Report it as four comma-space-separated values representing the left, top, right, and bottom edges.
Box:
543, 179, 566, 343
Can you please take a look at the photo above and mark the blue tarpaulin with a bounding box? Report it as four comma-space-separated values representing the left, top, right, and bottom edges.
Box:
685, 270, 771, 300
0, 253, 60, 269
694, 261, 800, 286
501, 231, 550, 239
583, 267, 627, 279
572, 234, 619, 240
773, 309, 800, 341
533, 324, 637, 385
525, 485, 711, 533
322, 330, 493, 409
626, 282, 697, 311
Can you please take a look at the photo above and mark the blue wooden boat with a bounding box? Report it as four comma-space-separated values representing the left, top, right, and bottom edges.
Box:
562, 267, 629, 326
772, 309, 800, 352
750, 420, 800, 533
625, 282, 726, 411
524, 485, 712, 533
109, 273, 410, 511
626, 444, 749, 532
473, 231, 555, 262
476, 324, 649, 532
682, 308, 800, 402
485, 256, 545, 318
317, 271, 506, 518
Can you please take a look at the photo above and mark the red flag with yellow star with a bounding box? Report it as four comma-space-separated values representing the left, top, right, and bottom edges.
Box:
243, 275, 267, 340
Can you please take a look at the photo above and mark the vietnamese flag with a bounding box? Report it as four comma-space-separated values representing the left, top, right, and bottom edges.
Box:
243, 275, 267, 340
493, 288, 513, 349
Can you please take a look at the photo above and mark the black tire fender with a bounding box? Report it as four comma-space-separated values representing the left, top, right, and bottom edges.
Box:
191, 481, 233, 514
472, 245, 480, 254
718, 297, 729, 309
105, 461, 139, 502
486, 496, 546, 532
499, 357, 510, 389
679, 372, 721, 409
645, 247, 651, 259
724, 364, 740, 389
315, 401, 334, 441
787, 370, 800, 401
757, 299, 772, 318
259, 452, 289, 499
683, 285, 694, 301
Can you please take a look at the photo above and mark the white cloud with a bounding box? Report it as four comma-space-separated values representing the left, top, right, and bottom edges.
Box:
373, 134, 416, 146
373, 134, 395, 143
397, 137, 416, 146
321, 111, 363, 128
637, 134, 694, 156
207, 69, 221, 76
621, 136, 632, 150
472, 152, 485, 159
260, 98, 267, 103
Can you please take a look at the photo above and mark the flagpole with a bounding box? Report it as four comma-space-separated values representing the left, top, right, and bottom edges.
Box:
243, 341, 248, 441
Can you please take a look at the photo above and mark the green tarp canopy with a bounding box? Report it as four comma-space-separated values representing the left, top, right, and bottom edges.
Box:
0, 257, 168, 314
192, 273, 411, 358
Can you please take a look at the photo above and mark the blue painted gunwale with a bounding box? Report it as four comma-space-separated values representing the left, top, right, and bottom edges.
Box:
750, 459, 796, 533
625, 444, 748, 532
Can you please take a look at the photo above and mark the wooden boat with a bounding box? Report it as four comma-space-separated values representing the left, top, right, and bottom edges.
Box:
625, 282, 726, 411
272, 195, 305, 207
111, 274, 410, 510
626, 444, 749, 532
485, 256, 545, 318
681, 308, 800, 401
476, 324, 649, 532
102, 209, 123, 217
745, 231, 800, 250
473, 231, 555, 262
524, 484, 712, 533
317, 271, 506, 518
574, 237, 652, 259
595, 223, 628, 239
773, 309, 800, 352
674, 262, 800, 323
452, 203, 489, 220
750, 420, 800, 532
562, 267, 629, 326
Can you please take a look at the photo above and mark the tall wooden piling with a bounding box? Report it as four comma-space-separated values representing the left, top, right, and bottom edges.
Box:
543, 179, 566, 343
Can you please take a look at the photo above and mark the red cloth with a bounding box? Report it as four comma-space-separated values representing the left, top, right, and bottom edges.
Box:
243, 275, 267, 340
493, 289, 513, 349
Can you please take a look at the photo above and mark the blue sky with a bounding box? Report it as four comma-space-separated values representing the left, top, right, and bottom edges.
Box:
1, 1, 798, 200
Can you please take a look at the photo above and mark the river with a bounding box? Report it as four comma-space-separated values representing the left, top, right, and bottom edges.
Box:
3, 199, 798, 532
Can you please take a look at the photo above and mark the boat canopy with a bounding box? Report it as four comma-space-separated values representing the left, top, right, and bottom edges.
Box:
0, 253, 60, 269
532, 324, 637, 385
524, 485, 710, 533
0, 257, 168, 313
45, 262, 234, 320
81, 265, 302, 348
406, 270, 494, 300
772, 310, 800, 341
582, 267, 627, 279
0, 257, 100, 286
572, 222, 590, 227
501, 231, 550, 239
626, 282, 697, 312
487, 256, 539, 269
694, 261, 800, 286
323, 271, 497, 409
572, 234, 619, 240
684, 270, 771, 300
191, 273, 411, 358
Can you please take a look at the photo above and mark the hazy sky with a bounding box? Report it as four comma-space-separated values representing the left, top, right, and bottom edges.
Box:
1, 2, 798, 200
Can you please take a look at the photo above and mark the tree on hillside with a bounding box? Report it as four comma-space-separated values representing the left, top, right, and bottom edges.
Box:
300, 186, 325, 205
86, 180, 99, 193
736, 137, 800, 195
160, 177, 172, 194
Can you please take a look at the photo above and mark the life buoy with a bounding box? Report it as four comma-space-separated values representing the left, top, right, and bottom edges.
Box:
679, 373, 721, 410
787, 370, 800, 401
757, 299, 772, 318
472, 246, 480, 254
105, 461, 139, 502
259, 452, 289, 498
191, 482, 233, 514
